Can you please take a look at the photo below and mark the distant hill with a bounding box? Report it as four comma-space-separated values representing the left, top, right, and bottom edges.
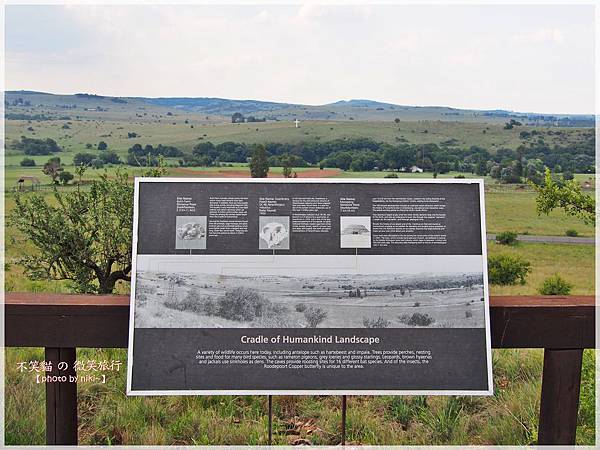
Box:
5, 90, 595, 127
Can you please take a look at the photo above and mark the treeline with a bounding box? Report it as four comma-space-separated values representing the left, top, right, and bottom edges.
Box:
13, 136, 62, 155
184, 138, 595, 175
16, 135, 596, 181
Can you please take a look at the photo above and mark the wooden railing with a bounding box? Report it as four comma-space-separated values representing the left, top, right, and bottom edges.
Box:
5, 293, 596, 446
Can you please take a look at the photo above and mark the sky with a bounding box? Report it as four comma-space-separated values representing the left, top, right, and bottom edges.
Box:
4, 3, 596, 114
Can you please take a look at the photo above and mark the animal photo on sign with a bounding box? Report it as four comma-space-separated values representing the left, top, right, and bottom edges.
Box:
259, 216, 290, 250
175, 216, 207, 250
340, 216, 372, 248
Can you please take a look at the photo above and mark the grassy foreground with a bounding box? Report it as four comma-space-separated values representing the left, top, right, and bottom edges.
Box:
4, 346, 595, 445
3, 166, 596, 445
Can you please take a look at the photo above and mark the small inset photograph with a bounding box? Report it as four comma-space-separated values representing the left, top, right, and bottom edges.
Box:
175, 216, 207, 250
340, 216, 372, 248
259, 216, 290, 250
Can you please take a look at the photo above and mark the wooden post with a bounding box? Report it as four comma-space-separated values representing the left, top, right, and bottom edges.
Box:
538, 348, 584, 445
268, 395, 273, 445
341, 395, 347, 445
45, 347, 78, 445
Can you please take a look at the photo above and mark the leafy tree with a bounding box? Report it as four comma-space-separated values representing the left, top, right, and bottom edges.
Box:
90, 158, 105, 169
99, 151, 121, 165
383, 146, 413, 171
249, 145, 269, 178
20, 157, 36, 167
98, 141, 108, 151
475, 159, 488, 176
281, 154, 294, 178
73, 152, 96, 167
231, 112, 245, 123
13, 136, 62, 155
532, 168, 595, 225
10, 168, 164, 294
42, 157, 63, 184
59, 171, 74, 185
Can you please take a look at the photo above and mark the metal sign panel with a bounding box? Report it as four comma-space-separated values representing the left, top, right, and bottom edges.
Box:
127, 178, 492, 395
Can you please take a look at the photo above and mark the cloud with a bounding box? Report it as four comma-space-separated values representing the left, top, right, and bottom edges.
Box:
512, 27, 565, 44
4, 4, 594, 114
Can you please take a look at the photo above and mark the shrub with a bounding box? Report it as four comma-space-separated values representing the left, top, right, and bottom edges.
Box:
295, 303, 307, 312
495, 231, 518, 245
398, 312, 435, 327
363, 317, 391, 328
565, 229, 579, 237
20, 157, 35, 167
384, 173, 398, 178
454, 174, 466, 179
488, 254, 532, 285
217, 287, 270, 321
538, 274, 573, 295
304, 307, 327, 328
58, 171, 74, 185
165, 288, 204, 313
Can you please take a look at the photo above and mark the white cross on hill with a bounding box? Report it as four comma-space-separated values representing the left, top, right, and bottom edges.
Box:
294, 119, 300, 128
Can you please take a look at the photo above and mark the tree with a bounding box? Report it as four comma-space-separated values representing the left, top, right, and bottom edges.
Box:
532, 169, 595, 225
42, 157, 63, 184
475, 159, 488, 176
20, 157, 35, 167
10, 168, 164, 294
231, 112, 245, 123
98, 141, 108, 151
249, 145, 269, 178
73, 152, 96, 167
59, 171, 74, 185
14, 136, 62, 155
383, 146, 413, 171
281, 154, 294, 178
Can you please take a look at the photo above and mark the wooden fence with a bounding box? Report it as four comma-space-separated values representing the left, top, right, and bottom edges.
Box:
5, 293, 595, 446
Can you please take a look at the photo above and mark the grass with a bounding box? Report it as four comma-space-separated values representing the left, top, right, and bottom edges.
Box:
486, 241, 594, 296
485, 190, 594, 237
6, 117, 593, 160
4, 347, 595, 445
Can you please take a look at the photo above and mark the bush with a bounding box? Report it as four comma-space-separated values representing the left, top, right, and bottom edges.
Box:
363, 317, 390, 328
58, 171, 74, 185
487, 254, 532, 285
304, 307, 327, 328
295, 303, 307, 312
384, 173, 398, 178
217, 287, 270, 321
165, 288, 204, 313
20, 157, 35, 167
495, 231, 518, 245
565, 229, 579, 237
398, 312, 435, 327
538, 274, 573, 295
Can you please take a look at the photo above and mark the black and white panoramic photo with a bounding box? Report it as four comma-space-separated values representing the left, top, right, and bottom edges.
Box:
134, 254, 486, 329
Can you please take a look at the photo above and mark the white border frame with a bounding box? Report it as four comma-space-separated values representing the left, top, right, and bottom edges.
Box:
127, 177, 493, 396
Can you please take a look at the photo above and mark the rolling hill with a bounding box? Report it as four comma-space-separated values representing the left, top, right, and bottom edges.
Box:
5, 90, 595, 126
